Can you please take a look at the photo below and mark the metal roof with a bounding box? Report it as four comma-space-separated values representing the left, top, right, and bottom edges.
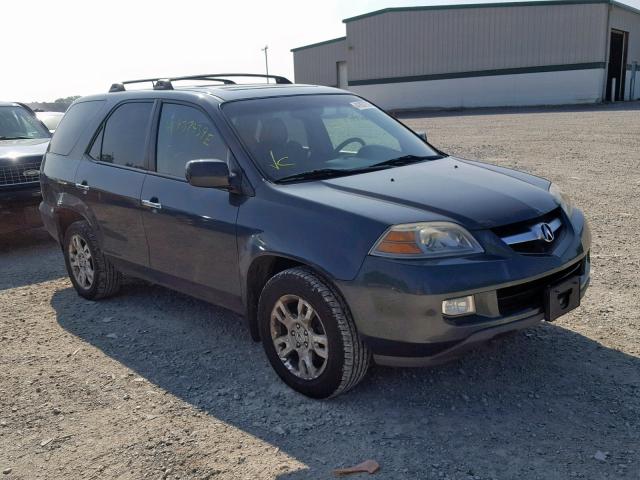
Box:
290, 0, 639, 53
342, 0, 639, 23
291, 36, 347, 53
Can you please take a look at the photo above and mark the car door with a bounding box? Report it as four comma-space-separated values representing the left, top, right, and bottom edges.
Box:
75, 101, 154, 268
140, 101, 241, 310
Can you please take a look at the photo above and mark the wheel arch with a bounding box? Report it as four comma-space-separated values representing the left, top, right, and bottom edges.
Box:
244, 253, 347, 342
55, 207, 90, 245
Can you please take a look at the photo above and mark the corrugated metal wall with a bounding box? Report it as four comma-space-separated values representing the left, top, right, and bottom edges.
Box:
610, 5, 640, 99
293, 39, 346, 86
611, 5, 640, 63
345, 3, 609, 82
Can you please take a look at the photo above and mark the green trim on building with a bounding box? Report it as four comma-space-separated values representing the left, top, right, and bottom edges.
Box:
342, 0, 636, 23
348, 62, 606, 86
291, 36, 346, 53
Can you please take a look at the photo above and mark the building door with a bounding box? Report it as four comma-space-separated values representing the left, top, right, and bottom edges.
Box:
606, 29, 629, 101
337, 61, 348, 89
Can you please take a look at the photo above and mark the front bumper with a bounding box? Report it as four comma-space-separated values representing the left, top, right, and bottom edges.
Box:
337, 209, 591, 367
0, 184, 41, 205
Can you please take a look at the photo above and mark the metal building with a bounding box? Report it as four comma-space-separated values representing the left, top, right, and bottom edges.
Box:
291, 0, 640, 109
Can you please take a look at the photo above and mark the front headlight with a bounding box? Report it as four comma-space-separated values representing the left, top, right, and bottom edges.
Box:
370, 222, 484, 258
549, 183, 574, 217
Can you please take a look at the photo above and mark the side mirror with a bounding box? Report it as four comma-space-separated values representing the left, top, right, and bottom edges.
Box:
416, 131, 428, 142
186, 159, 234, 190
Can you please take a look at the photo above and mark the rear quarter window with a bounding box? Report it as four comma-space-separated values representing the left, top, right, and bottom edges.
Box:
49, 100, 105, 155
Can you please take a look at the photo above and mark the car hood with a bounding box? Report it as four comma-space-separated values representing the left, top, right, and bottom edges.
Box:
314, 157, 558, 229
0, 138, 49, 166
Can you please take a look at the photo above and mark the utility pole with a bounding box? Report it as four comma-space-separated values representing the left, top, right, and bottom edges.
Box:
261, 45, 269, 83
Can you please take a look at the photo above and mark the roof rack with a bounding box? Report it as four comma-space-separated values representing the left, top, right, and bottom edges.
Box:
108, 73, 292, 92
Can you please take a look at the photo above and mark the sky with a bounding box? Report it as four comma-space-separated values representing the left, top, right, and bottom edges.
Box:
4, 0, 640, 101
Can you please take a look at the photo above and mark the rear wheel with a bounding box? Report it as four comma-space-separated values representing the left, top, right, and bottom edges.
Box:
258, 267, 370, 398
63, 221, 121, 300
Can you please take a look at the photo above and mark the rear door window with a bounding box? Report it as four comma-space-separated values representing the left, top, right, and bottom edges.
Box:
155, 103, 229, 179
98, 102, 153, 170
49, 100, 104, 155
87, 127, 103, 161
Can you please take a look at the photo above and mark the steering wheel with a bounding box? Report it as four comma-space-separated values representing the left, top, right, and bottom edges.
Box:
333, 137, 365, 156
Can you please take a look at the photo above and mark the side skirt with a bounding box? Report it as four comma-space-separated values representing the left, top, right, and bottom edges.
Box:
108, 256, 245, 315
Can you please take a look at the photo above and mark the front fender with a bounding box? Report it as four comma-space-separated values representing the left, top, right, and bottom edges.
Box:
236, 194, 385, 287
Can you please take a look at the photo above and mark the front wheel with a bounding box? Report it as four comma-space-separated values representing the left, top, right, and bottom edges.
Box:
258, 267, 370, 398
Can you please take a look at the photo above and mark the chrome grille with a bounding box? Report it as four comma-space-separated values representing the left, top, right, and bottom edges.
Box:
493, 208, 564, 254
0, 161, 42, 186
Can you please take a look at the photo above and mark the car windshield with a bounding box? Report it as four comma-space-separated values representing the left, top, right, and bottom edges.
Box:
0, 106, 50, 140
223, 94, 443, 182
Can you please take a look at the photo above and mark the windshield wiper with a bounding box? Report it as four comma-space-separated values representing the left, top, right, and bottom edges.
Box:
0, 136, 33, 140
277, 168, 363, 183
369, 154, 442, 168
276, 155, 444, 184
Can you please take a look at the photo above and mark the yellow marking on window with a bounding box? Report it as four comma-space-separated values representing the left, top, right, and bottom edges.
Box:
269, 150, 294, 170
171, 119, 215, 146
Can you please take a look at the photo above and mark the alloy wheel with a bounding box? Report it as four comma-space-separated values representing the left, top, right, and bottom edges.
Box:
270, 294, 329, 380
68, 234, 94, 289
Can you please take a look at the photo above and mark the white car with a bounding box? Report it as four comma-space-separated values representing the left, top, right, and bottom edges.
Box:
36, 111, 65, 133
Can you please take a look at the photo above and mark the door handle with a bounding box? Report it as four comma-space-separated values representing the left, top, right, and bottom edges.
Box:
75, 181, 90, 191
141, 198, 162, 209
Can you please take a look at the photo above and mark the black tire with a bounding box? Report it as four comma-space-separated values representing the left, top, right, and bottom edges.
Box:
258, 267, 371, 398
63, 220, 121, 300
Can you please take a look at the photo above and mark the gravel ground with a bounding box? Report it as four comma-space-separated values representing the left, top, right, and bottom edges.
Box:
1, 103, 639, 480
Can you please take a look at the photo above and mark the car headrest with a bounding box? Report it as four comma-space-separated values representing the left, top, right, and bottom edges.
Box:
259, 118, 288, 145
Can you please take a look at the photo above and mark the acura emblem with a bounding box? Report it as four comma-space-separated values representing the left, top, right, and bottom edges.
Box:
22, 169, 40, 177
540, 223, 555, 243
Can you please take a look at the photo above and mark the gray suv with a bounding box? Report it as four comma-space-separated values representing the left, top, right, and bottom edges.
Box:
40, 74, 591, 398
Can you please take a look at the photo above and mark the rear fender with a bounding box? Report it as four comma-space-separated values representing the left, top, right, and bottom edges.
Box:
51, 193, 101, 245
